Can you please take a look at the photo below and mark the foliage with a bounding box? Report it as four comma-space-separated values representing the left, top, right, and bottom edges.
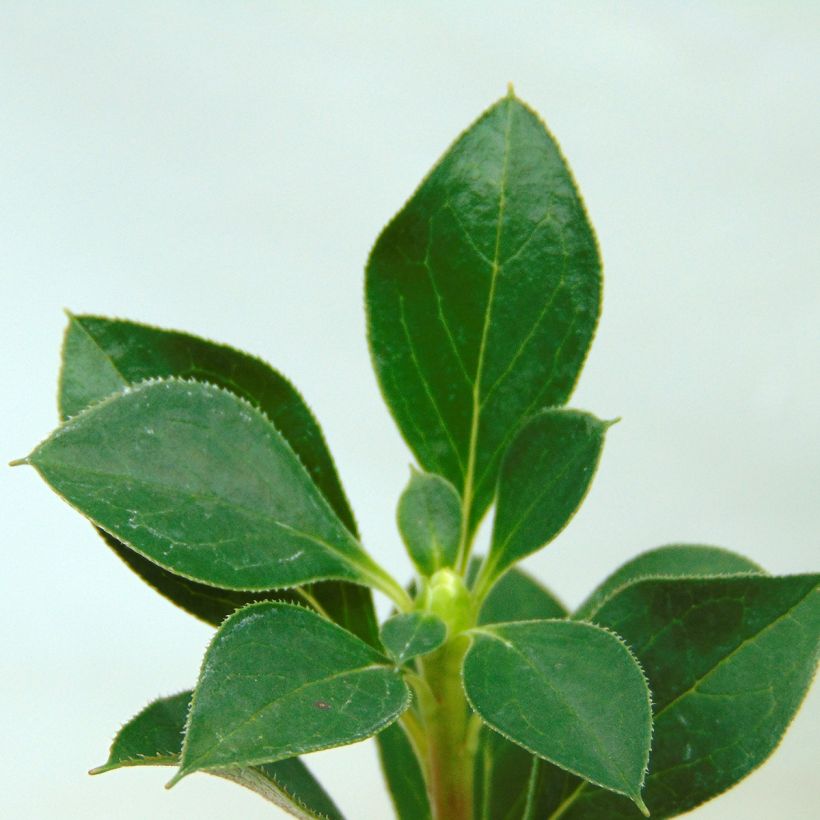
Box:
15, 90, 818, 819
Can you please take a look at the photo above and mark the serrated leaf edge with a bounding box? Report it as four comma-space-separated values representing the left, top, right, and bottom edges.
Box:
461, 618, 653, 808
171, 601, 410, 784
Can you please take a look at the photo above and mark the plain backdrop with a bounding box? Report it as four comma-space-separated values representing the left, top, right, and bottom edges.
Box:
2, 3, 818, 818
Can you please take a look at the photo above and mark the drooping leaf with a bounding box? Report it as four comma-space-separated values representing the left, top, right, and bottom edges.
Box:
174, 602, 410, 781
397, 469, 461, 576
463, 620, 651, 811
91, 690, 344, 820
24, 380, 394, 595
575, 543, 764, 621
366, 92, 601, 536
58, 313, 378, 645
380, 611, 447, 664
545, 574, 820, 819
473, 409, 609, 597
376, 722, 432, 820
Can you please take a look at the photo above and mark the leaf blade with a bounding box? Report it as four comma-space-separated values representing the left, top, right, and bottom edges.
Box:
92, 691, 345, 820
366, 93, 601, 534
397, 469, 461, 576
376, 722, 432, 820
462, 620, 652, 808
476, 409, 609, 596
552, 574, 820, 818
575, 543, 764, 621
27, 380, 382, 592
379, 611, 447, 664
59, 314, 378, 644
177, 602, 410, 778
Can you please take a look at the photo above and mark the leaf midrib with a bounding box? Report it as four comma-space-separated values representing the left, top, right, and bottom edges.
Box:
186, 663, 396, 771
33, 458, 363, 569
473, 627, 639, 795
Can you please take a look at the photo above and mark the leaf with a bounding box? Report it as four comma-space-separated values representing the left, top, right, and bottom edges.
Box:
174, 602, 410, 780
366, 92, 601, 536
468, 560, 571, 818
463, 620, 651, 811
547, 574, 820, 819
473, 409, 609, 597
58, 313, 378, 645
91, 691, 344, 820
471, 560, 567, 625
380, 612, 447, 664
397, 469, 461, 576
24, 380, 394, 594
376, 722, 432, 820
474, 726, 578, 820
575, 543, 764, 621
59, 314, 358, 532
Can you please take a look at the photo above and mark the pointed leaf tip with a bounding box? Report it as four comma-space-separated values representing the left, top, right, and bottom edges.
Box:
636, 795, 650, 816
8, 457, 28, 467
507, 81, 516, 97
165, 769, 186, 789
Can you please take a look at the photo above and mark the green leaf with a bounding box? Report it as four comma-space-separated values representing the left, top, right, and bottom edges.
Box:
380, 611, 447, 664
376, 722, 432, 820
174, 602, 410, 781
463, 620, 651, 811
548, 574, 820, 819
474, 726, 578, 820
469, 561, 571, 818
59, 314, 358, 533
474, 409, 609, 598
58, 313, 378, 645
366, 92, 601, 537
397, 469, 461, 576
472, 561, 567, 625
575, 543, 764, 621
24, 380, 396, 595
91, 691, 344, 820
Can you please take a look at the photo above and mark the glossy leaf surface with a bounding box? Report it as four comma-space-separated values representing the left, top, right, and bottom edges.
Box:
463, 620, 651, 809
367, 93, 600, 533
376, 722, 432, 820
92, 691, 344, 820
177, 602, 410, 779
380, 611, 447, 664
58, 314, 377, 644
26, 380, 384, 591
576, 543, 764, 621
397, 469, 461, 576
475, 409, 608, 596
545, 574, 820, 818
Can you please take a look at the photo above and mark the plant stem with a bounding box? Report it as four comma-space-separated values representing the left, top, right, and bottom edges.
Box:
419, 635, 476, 820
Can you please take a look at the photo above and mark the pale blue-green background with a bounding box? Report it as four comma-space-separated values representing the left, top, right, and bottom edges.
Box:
2, 2, 818, 818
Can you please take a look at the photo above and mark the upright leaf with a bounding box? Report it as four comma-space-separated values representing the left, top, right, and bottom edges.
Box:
545, 574, 820, 819
58, 313, 377, 644
174, 602, 410, 780
463, 620, 651, 812
380, 611, 447, 664
474, 409, 609, 598
366, 92, 601, 535
575, 543, 764, 621
91, 691, 344, 820
397, 469, 461, 576
23, 380, 393, 594
376, 722, 432, 820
